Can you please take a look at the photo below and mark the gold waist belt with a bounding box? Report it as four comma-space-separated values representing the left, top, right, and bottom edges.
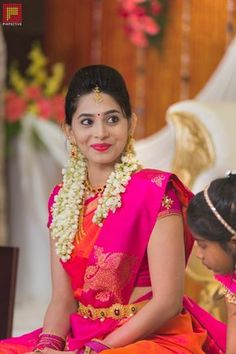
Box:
77, 300, 148, 321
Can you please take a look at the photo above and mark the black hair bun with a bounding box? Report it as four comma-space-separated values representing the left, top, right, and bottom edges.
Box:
225, 170, 236, 182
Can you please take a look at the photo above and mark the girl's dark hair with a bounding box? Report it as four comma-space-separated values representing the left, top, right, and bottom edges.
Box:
187, 175, 236, 248
65, 65, 132, 125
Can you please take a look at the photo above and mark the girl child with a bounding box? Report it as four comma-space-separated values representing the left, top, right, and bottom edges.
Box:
187, 172, 236, 354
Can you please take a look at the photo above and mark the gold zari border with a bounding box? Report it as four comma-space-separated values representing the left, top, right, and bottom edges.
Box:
221, 284, 236, 304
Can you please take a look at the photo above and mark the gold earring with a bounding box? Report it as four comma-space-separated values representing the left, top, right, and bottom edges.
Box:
125, 135, 136, 155
70, 143, 78, 159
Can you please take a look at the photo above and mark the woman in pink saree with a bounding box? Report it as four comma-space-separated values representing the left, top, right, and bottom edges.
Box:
0, 65, 226, 354
187, 173, 236, 354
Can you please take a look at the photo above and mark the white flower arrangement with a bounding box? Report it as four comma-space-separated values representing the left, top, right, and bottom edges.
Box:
50, 143, 141, 261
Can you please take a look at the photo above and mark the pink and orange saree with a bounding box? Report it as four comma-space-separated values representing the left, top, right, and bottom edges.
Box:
0, 169, 226, 353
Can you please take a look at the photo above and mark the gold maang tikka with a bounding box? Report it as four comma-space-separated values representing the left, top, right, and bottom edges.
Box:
92, 85, 103, 103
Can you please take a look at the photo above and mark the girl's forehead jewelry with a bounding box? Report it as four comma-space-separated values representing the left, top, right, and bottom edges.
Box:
93, 85, 103, 103
203, 185, 236, 235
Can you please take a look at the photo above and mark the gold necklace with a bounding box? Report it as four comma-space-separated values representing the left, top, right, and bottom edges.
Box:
84, 178, 105, 196
76, 179, 105, 243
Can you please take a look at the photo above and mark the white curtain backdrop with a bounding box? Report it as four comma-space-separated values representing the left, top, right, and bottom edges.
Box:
10, 36, 236, 333
9, 115, 67, 301
196, 37, 236, 101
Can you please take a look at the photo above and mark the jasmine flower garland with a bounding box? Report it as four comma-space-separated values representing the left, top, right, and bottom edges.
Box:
50, 142, 141, 262
93, 154, 140, 226
50, 146, 86, 262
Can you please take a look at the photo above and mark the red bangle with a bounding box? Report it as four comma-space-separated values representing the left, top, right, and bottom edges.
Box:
33, 332, 66, 351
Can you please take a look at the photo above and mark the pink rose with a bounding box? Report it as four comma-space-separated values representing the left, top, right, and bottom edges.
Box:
151, 0, 162, 15
25, 85, 43, 101
119, 0, 162, 48
130, 30, 148, 48
52, 95, 65, 123
142, 16, 160, 35
119, 0, 146, 13
128, 14, 144, 31
119, 1, 146, 17
37, 98, 53, 120
5, 91, 26, 122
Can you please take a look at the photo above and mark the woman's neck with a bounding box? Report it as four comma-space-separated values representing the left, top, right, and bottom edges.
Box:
87, 163, 114, 187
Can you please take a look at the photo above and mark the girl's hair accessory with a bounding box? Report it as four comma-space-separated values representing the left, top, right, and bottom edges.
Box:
203, 185, 236, 236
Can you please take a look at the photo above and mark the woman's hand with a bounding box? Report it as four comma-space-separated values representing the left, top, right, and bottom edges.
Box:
26, 350, 75, 354
26, 349, 96, 354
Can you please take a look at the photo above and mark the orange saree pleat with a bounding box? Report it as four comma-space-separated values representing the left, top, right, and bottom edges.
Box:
0, 343, 30, 354
101, 310, 207, 354
67, 196, 101, 299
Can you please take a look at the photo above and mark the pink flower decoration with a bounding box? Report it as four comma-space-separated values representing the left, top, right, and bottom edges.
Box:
37, 98, 53, 120
25, 85, 43, 101
118, 0, 165, 48
120, 0, 146, 13
142, 16, 160, 35
126, 15, 142, 32
151, 0, 162, 15
52, 95, 65, 123
5, 91, 27, 122
130, 30, 148, 48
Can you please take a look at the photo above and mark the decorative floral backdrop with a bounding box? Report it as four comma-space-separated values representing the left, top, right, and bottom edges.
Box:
118, 0, 168, 48
5, 43, 65, 147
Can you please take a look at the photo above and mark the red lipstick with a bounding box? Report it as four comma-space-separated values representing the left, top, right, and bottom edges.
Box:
91, 143, 112, 152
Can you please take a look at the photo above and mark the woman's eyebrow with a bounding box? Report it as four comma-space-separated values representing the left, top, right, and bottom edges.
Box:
78, 109, 121, 118
103, 109, 121, 115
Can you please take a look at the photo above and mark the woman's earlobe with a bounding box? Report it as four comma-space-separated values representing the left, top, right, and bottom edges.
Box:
64, 123, 74, 142
63, 123, 70, 136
